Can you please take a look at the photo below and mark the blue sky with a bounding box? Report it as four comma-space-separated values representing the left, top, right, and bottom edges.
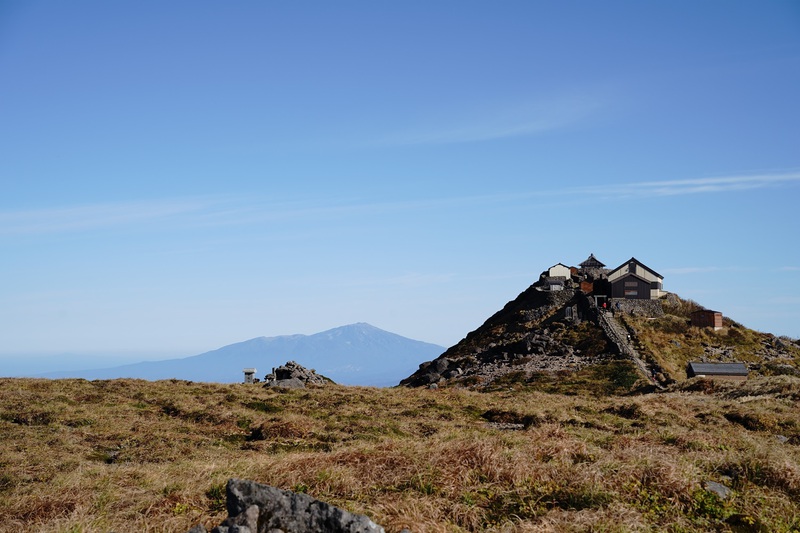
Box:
1, 1, 799, 363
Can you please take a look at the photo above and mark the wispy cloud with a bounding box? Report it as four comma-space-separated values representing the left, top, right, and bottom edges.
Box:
570, 171, 800, 199
372, 90, 606, 146
0, 197, 219, 236
3, 171, 799, 237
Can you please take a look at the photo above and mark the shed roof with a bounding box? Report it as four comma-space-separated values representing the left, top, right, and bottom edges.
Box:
691, 309, 721, 315
687, 362, 748, 376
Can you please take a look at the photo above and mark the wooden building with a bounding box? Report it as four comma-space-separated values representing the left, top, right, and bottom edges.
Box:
691, 309, 723, 330
547, 263, 572, 279
579, 253, 606, 271
686, 362, 748, 381
608, 257, 664, 299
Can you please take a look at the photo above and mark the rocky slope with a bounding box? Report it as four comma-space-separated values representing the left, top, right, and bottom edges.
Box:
401, 274, 800, 390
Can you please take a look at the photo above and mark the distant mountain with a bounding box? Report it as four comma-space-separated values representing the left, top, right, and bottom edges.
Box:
38, 323, 444, 387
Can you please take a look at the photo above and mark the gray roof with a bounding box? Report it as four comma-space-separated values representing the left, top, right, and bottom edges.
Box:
687, 362, 748, 376
579, 253, 605, 268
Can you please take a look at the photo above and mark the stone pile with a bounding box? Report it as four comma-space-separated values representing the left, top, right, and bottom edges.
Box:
188, 479, 388, 533
262, 361, 331, 389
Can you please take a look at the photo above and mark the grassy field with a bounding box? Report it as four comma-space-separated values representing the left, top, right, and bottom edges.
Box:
1, 376, 799, 532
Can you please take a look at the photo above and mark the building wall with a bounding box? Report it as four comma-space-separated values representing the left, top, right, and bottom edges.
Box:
692, 311, 723, 329
608, 260, 663, 286
634, 264, 660, 284
548, 264, 571, 278
610, 298, 664, 317
688, 373, 747, 382
611, 275, 651, 299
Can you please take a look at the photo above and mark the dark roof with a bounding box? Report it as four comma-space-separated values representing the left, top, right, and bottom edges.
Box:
691, 309, 721, 315
609, 257, 663, 280
687, 362, 748, 376
579, 253, 605, 268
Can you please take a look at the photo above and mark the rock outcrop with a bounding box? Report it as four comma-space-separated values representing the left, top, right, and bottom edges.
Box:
401, 283, 616, 388
188, 478, 386, 533
263, 361, 331, 388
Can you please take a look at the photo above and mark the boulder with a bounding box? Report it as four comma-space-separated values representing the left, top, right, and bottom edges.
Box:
189, 479, 385, 533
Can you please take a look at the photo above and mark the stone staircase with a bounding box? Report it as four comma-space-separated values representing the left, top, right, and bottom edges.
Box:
595, 308, 663, 388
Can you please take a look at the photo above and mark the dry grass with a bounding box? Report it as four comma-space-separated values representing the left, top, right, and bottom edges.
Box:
619, 309, 800, 381
1, 377, 799, 532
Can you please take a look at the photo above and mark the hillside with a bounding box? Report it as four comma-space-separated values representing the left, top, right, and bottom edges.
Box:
1, 377, 799, 531
38, 323, 445, 387
401, 274, 800, 390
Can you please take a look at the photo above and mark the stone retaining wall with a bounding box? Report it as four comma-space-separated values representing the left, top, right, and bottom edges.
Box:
610, 298, 664, 317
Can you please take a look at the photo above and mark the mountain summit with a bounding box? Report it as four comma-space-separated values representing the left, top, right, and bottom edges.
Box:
40, 324, 444, 387
401, 256, 800, 390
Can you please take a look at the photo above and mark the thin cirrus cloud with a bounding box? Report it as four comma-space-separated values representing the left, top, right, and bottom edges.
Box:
370, 91, 607, 147
570, 171, 800, 200
0, 198, 217, 236
2, 171, 799, 237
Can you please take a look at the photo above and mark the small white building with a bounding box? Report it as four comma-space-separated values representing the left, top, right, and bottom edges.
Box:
548, 263, 572, 279
243, 368, 257, 384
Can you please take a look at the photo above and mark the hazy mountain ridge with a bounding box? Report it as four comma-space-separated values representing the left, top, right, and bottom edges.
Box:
36, 323, 444, 387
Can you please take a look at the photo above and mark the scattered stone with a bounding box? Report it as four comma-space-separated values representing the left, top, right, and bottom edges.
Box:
485, 422, 526, 431
703, 480, 732, 500
188, 479, 385, 533
263, 361, 331, 388
775, 435, 789, 444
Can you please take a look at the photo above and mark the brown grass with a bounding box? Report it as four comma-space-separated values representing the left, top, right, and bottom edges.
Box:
619, 308, 800, 381
1, 377, 799, 532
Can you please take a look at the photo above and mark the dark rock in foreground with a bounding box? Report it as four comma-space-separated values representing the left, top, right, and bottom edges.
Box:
188, 478, 385, 533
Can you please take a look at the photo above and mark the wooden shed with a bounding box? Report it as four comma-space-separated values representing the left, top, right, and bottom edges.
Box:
686, 362, 748, 381
691, 309, 723, 330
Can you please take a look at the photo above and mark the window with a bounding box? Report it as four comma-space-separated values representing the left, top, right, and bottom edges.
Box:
624, 281, 638, 287
624, 289, 638, 297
